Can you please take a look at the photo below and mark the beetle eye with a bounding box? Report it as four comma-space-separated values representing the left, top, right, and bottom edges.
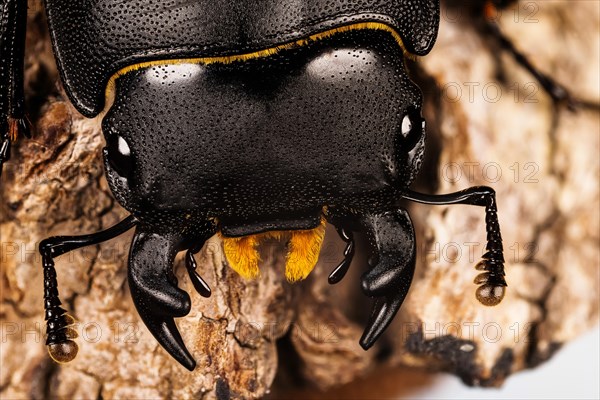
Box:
106, 135, 133, 177
401, 106, 425, 149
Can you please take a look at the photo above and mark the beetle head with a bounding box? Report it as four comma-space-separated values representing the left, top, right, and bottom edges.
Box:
101, 30, 426, 229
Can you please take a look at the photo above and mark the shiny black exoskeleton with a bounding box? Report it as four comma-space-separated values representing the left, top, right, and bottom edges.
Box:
1, 0, 506, 371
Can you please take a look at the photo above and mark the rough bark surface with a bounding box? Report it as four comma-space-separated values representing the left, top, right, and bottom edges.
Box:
1, 1, 598, 399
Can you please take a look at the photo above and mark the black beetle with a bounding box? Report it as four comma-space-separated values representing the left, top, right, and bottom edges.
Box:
1, 0, 506, 371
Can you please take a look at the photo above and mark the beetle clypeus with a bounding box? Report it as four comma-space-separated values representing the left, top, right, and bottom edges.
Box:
1, 0, 506, 370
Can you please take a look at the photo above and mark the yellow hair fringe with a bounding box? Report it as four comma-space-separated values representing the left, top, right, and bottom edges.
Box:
220, 218, 326, 282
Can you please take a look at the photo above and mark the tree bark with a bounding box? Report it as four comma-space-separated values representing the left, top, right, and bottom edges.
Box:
1, 1, 598, 399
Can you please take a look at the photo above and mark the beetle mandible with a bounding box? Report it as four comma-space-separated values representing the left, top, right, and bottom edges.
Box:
0, 0, 506, 371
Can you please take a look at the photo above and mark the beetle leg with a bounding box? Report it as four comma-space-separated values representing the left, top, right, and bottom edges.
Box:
0, 0, 30, 177
477, 1, 597, 110
39, 215, 137, 363
482, 18, 576, 109
403, 186, 507, 306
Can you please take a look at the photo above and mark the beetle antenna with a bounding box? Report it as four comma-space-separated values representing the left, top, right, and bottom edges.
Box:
402, 186, 506, 305
41, 252, 79, 363
39, 216, 137, 363
474, 193, 506, 306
